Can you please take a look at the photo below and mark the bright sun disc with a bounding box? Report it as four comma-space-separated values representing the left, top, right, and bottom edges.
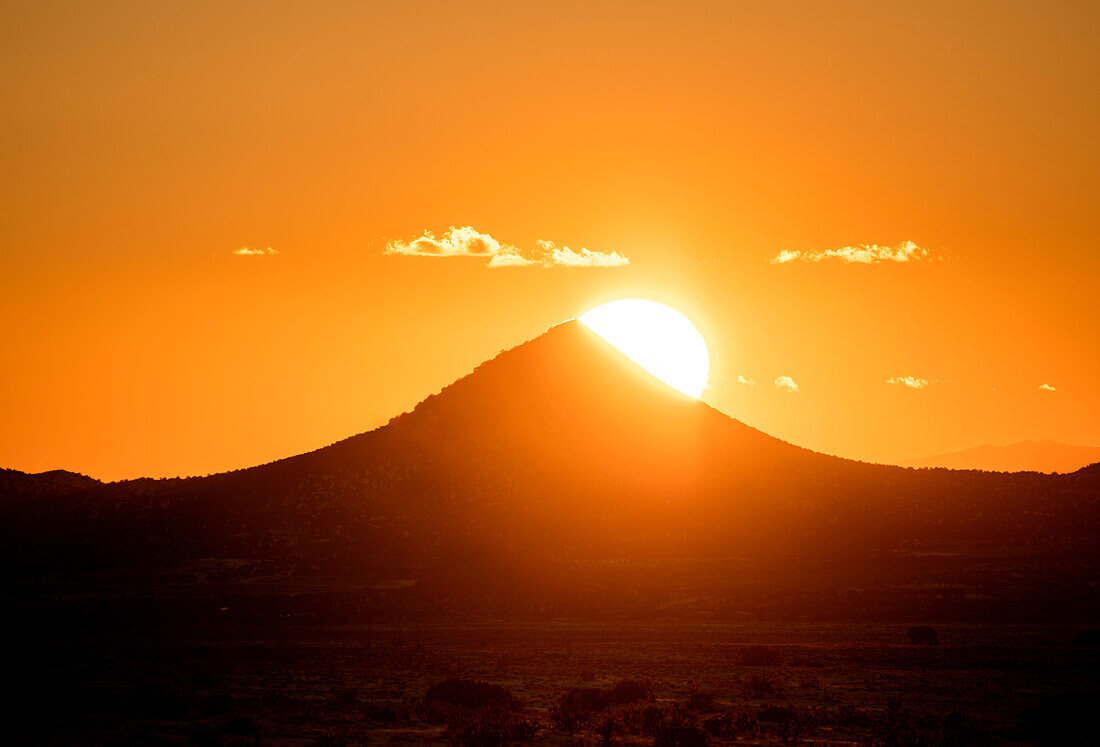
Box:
579, 299, 710, 398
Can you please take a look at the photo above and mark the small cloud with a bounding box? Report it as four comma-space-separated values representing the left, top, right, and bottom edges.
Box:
771, 240, 935, 265
233, 246, 278, 256
386, 226, 629, 268
887, 376, 931, 389
1038, 383, 1056, 392
539, 240, 630, 267
385, 226, 502, 258
487, 250, 538, 268
774, 375, 800, 393
737, 375, 756, 388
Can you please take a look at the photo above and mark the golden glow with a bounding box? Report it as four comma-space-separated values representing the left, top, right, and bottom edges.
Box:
1, 3, 1096, 479
580, 300, 710, 399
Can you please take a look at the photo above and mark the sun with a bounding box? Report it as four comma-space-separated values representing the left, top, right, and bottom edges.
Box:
579, 299, 710, 398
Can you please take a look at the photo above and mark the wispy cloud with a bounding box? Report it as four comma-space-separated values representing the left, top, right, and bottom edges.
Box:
771, 240, 935, 265
737, 375, 756, 388
537, 240, 630, 268
233, 246, 278, 256
1038, 383, 1056, 392
886, 376, 931, 389
386, 227, 629, 268
774, 375, 800, 393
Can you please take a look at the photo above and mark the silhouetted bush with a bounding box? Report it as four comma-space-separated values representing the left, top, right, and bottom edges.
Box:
562, 686, 609, 712
202, 693, 232, 716
758, 705, 791, 723
594, 712, 620, 744
907, 626, 939, 645
221, 717, 258, 736
747, 673, 777, 697
1025, 690, 1100, 745
551, 687, 606, 731
826, 703, 866, 728
609, 679, 653, 705
652, 703, 708, 746
364, 701, 404, 722
128, 680, 190, 719
686, 690, 717, 713
702, 708, 757, 740
329, 686, 359, 707
447, 706, 538, 745
619, 702, 664, 734
1071, 629, 1100, 647
737, 645, 782, 666
755, 705, 817, 743
187, 726, 222, 746
424, 678, 517, 710
551, 680, 655, 731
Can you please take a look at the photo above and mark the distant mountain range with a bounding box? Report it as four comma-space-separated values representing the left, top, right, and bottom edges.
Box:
901, 440, 1100, 474
2, 321, 1098, 622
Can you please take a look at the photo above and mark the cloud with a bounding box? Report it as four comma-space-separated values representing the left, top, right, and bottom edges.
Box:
886, 376, 930, 389
1038, 383, 1056, 392
774, 375, 800, 393
771, 241, 935, 265
385, 226, 629, 268
737, 375, 756, 388
538, 240, 630, 267
385, 226, 501, 258
233, 246, 278, 256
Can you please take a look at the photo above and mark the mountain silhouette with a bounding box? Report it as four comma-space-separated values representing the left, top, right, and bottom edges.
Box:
901, 440, 1100, 474
2, 321, 1099, 621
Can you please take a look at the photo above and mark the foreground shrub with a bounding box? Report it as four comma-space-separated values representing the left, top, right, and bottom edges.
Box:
1024, 690, 1100, 745
702, 708, 757, 740
609, 679, 653, 705
866, 710, 979, 747
447, 706, 538, 746
757, 705, 817, 743
653, 703, 708, 746
747, 672, 778, 698
686, 690, 717, 713
220, 717, 258, 736
1071, 629, 1100, 647
618, 702, 664, 734
906, 626, 939, 645
424, 679, 518, 711
737, 645, 782, 666
551, 680, 655, 731
551, 687, 605, 731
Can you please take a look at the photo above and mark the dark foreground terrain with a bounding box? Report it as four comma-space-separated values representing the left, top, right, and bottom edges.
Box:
11, 620, 1099, 745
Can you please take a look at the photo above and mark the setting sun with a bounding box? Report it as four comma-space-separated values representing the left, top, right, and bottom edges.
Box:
579, 299, 710, 399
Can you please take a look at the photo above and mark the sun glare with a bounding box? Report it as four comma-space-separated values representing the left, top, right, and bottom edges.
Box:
579, 299, 710, 398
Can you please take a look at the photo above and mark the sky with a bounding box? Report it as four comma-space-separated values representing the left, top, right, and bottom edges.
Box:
1, 0, 1098, 481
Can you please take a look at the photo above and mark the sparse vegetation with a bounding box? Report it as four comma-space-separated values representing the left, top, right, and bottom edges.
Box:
737, 644, 782, 666
8, 621, 1093, 743
907, 626, 939, 645
446, 706, 538, 745
424, 678, 518, 710
1071, 629, 1100, 647
747, 672, 779, 698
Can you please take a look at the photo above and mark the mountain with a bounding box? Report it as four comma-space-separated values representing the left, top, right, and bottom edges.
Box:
2, 321, 1099, 622
901, 440, 1100, 474
0, 468, 100, 497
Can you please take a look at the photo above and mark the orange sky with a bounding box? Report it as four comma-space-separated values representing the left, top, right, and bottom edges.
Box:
2, 1, 1098, 481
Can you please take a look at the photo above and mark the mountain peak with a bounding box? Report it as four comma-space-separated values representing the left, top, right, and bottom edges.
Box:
293, 318, 809, 489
